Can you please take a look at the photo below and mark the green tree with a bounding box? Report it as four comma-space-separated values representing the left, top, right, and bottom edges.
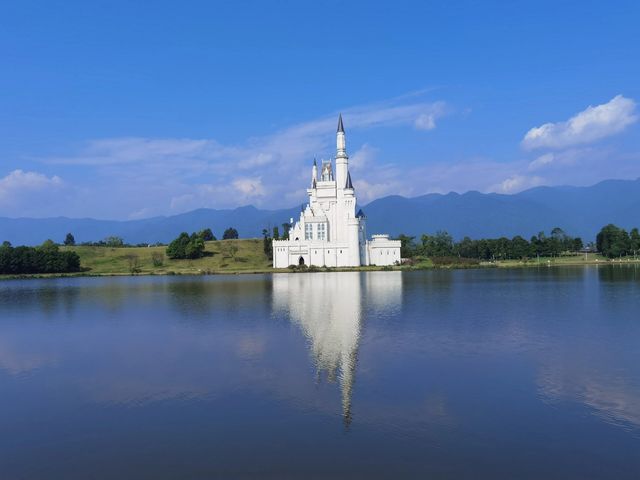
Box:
549, 227, 568, 256
397, 234, 416, 258
421, 231, 454, 257
198, 228, 216, 241
509, 236, 530, 259
0, 241, 12, 273
262, 229, 273, 260
223, 227, 239, 240
166, 232, 205, 259
281, 223, 291, 240
0, 240, 79, 274
64, 233, 76, 246
630, 228, 640, 255
105, 236, 124, 248
185, 233, 205, 258
573, 237, 584, 252
272, 226, 280, 240
151, 252, 165, 267
166, 232, 190, 259
596, 224, 631, 258
456, 236, 479, 258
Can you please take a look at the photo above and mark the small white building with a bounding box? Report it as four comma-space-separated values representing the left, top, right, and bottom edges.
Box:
273, 115, 401, 268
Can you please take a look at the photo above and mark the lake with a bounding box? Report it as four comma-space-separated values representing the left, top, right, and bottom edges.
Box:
1, 268, 639, 479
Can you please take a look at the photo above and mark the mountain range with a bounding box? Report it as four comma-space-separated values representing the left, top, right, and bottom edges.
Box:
2, 179, 640, 246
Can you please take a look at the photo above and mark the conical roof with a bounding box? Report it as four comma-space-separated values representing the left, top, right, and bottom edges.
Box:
337, 114, 344, 133
345, 171, 353, 189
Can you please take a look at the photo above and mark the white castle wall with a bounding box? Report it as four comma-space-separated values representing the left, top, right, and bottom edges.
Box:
271, 116, 401, 269
366, 235, 402, 266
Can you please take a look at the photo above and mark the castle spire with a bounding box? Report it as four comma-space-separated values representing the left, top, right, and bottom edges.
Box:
336, 115, 347, 158
336, 114, 348, 188
311, 157, 318, 187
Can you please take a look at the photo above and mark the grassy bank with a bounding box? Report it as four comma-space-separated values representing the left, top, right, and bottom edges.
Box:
62, 239, 273, 276
493, 253, 640, 268
2, 240, 639, 281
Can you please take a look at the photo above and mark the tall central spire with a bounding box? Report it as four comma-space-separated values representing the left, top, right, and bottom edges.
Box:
335, 114, 348, 189
336, 114, 347, 159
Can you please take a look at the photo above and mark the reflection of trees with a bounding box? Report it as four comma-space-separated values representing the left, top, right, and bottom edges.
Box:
165, 276, 271, 321
598, 264, 640, 282
0, 275, 276, 322
0, 282, 81, 317
272, 272, 402, 427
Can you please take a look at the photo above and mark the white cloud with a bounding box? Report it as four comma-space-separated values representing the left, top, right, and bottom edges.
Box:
493, 174, 544, 193
0, 169, 62, 196
522, 95, 637, 150
0, 170, 66, 216
353, 178, 405, 203
348, 144, 378, 172
31, 93, 450, 217
14, 91, 640, 220
414, 113, 436, 131
232, 176, 265, 199
528, 153, 555, 171
0, 170, 63, 202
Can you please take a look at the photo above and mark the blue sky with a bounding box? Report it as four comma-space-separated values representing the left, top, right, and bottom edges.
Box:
1, 0, 639, 219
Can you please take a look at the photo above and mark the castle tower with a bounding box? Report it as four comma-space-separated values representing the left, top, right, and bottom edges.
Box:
335, 114, 348, 190
270, 113, 401, 269
311, 158, 317, 187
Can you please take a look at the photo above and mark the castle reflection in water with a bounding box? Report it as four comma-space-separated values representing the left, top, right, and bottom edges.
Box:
272, 272, 403, 425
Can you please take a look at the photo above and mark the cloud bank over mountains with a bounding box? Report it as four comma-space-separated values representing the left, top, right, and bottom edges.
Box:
1, 93, 639, 220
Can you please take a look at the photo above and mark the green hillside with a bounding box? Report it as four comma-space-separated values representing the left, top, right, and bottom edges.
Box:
62, 239, 272, 276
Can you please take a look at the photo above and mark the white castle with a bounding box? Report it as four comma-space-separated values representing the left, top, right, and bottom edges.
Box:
273, 115, 401, 268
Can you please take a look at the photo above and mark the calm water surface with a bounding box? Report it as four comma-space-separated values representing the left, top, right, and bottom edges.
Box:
1, 268, 639, 479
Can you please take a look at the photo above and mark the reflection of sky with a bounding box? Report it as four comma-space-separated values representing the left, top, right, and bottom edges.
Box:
1, 269, 640, 477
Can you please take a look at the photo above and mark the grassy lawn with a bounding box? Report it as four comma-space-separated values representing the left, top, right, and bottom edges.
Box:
3, 241, 639, 280
494, 253, 640, 267
60, 239, 273, 276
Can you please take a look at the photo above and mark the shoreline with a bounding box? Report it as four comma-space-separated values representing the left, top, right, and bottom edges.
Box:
2, 257, 639, 281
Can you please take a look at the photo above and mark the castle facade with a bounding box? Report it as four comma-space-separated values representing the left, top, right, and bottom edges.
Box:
272, 115, 401, 268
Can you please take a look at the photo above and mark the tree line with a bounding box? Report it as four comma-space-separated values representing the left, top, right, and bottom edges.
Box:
0, 240, 81, 274
165, 227, 239, 259
399, 224, 640, 261
398, 227, 585, 261
71, 227, 231, 248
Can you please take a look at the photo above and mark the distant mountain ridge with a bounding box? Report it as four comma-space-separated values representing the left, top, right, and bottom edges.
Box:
2, 179, 640, 245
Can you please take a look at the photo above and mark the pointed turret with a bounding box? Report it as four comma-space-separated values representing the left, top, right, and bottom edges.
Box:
336, 114, 348, 188
311, 157, 318, 187
345, 171, 353, 189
